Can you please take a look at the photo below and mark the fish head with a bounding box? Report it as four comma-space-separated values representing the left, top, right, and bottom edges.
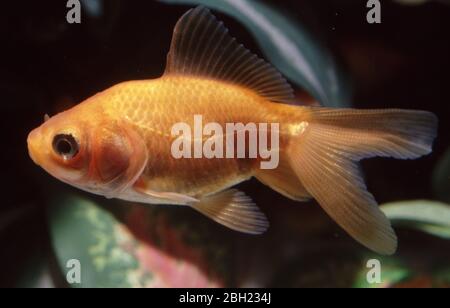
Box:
27, 108, 93, 189
27, 106, 148, 197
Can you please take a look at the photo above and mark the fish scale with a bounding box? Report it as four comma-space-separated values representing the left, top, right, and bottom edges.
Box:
102, 77, 277, 196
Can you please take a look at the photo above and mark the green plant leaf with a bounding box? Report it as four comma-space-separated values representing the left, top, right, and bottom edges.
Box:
16, 256, 55, 288
432, 147, 450, 203
47, 194, 227, 287
160, 0, 351, 107
381, 200, 450, 239
352, 256, 411, 288
411, 224, 450, 239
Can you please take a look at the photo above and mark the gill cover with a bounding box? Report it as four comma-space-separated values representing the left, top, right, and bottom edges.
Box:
89, 121, 148, 198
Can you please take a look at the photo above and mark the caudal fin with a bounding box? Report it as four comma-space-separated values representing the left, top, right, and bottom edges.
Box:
287, 108, 438, 255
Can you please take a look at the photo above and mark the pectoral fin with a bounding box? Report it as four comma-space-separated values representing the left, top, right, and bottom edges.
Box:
190, 189, 269, 235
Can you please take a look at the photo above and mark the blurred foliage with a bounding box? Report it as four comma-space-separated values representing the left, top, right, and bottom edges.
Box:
160, 0, 351, 107
16, 252, 55, 288
382, 200, 450, 240
394, 0, 450, 5
352, 256, 411, 288
48, 194, 232, 287
433, 147, 450, 203
39, 193, 450, 288
353, 253, 450, 288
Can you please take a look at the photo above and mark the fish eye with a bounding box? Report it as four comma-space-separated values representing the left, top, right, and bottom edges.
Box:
52, 134, 79, 160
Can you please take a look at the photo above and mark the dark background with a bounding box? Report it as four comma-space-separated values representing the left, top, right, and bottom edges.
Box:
0, 0, 449, 287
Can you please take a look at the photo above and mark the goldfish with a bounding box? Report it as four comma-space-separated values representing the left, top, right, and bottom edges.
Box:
27, 6, 437, 255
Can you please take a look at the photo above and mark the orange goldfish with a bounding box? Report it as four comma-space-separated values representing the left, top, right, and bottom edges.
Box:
27, 6, 437, 255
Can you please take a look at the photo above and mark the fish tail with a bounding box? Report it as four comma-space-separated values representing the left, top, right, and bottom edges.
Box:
282, 108, 437, 254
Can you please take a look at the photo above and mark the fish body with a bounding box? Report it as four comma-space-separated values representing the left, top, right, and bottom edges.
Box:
33, 76, 300, 199
27, 7, 438, 255
102, 77, 285, 197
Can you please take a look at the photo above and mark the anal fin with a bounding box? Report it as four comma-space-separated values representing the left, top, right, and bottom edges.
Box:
256, 151, 311, 201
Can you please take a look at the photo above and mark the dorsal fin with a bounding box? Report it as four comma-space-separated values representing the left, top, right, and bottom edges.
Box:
164, 6, 295, 104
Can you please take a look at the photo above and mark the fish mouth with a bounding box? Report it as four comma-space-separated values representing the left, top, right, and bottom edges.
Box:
27, 128, 43, 166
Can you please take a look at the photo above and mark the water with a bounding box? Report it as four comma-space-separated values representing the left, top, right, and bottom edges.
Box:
1, 0, 449, 287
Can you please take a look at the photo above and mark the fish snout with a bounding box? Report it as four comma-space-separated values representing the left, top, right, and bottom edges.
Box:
27, 128, 43, 166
